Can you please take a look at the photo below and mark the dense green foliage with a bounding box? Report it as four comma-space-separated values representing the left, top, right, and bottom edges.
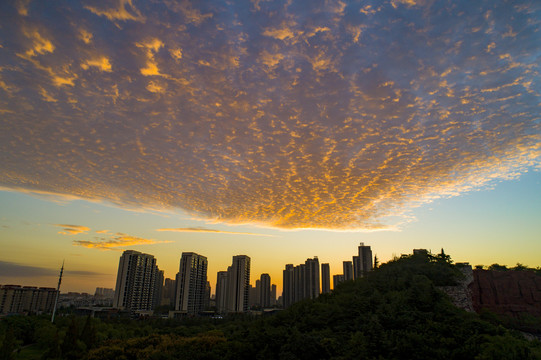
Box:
1, 253, 540, 359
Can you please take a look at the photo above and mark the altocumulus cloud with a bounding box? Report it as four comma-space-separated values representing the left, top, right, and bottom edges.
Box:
54, 224, 90, 235
0, 0, 540, 229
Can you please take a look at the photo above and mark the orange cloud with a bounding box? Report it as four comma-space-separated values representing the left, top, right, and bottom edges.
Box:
1, 1, 540, 231
81, 57, 112, 72
84, 0, 145, 22
73, 233, 171, 251
54, 224, 90, 235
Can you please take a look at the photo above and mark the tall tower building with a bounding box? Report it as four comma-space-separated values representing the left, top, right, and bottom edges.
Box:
260, 273, 271, 308
162, 278, 176, 307
113, 250, 159, 312
282, 264, 294, 308
204, 281, 211, 311
283, 258, 321, 307
304, 257, 320, 300
270, 284, 277, 306
353, 255, 360, 280
216, 271, 227, 313
293, 264, 306, 302
343, 261, 353, 281
174, 252, 208, 314
154, 270, 164, 309
321, 263, 330, 293
215, 271, 228, 313
358, 242, 373, 278
226, 255, 250, 313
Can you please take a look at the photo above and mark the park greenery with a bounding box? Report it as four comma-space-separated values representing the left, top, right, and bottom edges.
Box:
1, 252, 540, 359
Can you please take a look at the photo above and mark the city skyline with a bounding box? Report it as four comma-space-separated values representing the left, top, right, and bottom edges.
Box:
1, 0, 541, 294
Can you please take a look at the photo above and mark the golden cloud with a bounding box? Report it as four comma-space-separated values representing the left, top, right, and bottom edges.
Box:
73, 233, 171, 251
54, 224, 91, 235
1, 1, 540, 230
84, 0, 145, 22
81, 57, 112, 72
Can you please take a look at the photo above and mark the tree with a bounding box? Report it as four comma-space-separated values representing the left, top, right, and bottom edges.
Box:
488, 264, 508, 271
80, 316, 97, 350
512, 263, 528, 271
436, 248, 452, 264
61, 317, 81, 359
0, 326, 17, 360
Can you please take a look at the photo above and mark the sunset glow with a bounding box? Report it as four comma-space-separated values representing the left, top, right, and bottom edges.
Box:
1, 0, 540, 294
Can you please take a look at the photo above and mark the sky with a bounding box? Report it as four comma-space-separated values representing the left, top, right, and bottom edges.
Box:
0, 0, 540, 295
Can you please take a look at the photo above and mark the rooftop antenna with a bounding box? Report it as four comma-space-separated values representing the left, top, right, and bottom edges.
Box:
51, 260, 64, 323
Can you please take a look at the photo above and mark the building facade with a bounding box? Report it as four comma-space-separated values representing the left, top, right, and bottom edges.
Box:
343, 261, 353, 281
162, 278, 176, 307
226, 255, 251, 313
215, 271, 228, 313
260, 273, 271, 308
282, 264, 294, 308
282, 257, 320, 307
321, 263, 331, 293
0, 285, 57, 315
113, 250, 160, 312
333, 274, 345, 289
357, 242, 373, 278
174, 252, 208, 314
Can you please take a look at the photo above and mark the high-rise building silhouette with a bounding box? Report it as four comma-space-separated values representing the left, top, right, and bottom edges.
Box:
293, 263, 306, 302
162, 278, 176, 307
357, 242, 373, 278
282, 257, 320, 307
305, 257, 320, 299
113, 250, 160, 312
174, 252, 208, 314
254, 279, 261, 306
215, 271, 228, 313
333, 274, 345, 289
270, 284, 277, 306
260, 273, 271, 308
204, 281, 211, 311
353, 255, 360, 279
343, 261, 353, 281
321, 263, 330, 293
154, 270, 164, 309
226, 255, 250, 313
282, 264, 294, 308
249, 284, 257, 307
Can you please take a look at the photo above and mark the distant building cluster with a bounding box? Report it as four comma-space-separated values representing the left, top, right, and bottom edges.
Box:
283, 243, 373, 308
282, 257, 320, 308
58, 289, 115, 308
0, 285, 57, 315
94, 287, 114, 298
2, 243, 375, 317
112, 250, 279, 317
111, 243, 375, 315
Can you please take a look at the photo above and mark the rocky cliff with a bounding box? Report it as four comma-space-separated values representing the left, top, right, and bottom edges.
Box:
438, 264, 475, 312
469, 269, 541, 317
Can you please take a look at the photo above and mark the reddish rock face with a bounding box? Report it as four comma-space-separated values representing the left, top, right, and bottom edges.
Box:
469, 270, 541, 317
